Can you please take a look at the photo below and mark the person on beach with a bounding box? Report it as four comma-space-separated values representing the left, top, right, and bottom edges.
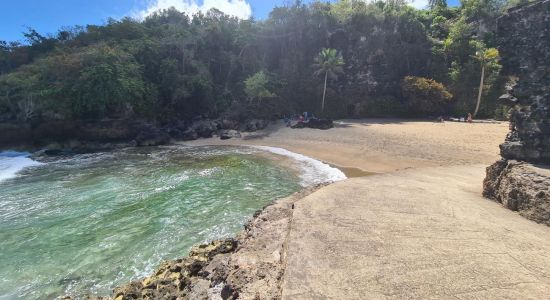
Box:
467, 113, 473, 123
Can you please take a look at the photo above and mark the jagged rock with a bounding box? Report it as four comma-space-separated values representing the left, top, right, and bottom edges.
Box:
106, 239, 237, 300
496, 0, 550, 163
219, 130, 241, 140
484, 159, 550, 225
483, 1, 550, 226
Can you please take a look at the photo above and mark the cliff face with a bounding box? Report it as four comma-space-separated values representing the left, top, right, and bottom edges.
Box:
497, 0, 550, 162
484, 0, 550, 225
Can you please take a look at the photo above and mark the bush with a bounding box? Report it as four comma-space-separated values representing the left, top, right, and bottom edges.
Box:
401, 76, 453, 116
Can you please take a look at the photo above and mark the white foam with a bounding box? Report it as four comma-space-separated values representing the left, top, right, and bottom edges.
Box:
251, 146, 347, 187
0, 151, 43, 183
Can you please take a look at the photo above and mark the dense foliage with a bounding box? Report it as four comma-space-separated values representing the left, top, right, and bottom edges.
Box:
401, 76, 453, 116
0, 0, 518, 125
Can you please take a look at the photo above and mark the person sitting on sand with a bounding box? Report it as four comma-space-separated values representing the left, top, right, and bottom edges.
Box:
467, 113, 473, 123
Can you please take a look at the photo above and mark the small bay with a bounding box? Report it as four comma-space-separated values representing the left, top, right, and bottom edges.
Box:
0, 146, 302, 299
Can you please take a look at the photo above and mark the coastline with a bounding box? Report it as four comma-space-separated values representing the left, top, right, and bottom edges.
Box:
61, 118, 529, 299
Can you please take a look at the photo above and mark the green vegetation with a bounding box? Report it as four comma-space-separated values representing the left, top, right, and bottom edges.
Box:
244, 71, 276, 105
401, 76, 453, 116
0, 0, 518, 126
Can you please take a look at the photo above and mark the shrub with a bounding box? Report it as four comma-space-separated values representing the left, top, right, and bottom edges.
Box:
401, 76, 453, 116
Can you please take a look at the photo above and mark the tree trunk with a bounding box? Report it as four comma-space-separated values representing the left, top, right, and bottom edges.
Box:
321, 71, 328, 112
474, 64, 485, 117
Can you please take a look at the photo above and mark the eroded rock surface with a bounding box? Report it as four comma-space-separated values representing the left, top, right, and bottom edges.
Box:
483, 0, 550, 224
497, 0, 550, 163
484, 159, 550, 225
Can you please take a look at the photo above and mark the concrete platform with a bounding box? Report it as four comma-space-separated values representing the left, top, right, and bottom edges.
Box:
282, 165, 550, 299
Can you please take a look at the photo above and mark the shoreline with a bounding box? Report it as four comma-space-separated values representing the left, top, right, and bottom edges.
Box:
49, 144, 343, 300
51, 119, 512, 299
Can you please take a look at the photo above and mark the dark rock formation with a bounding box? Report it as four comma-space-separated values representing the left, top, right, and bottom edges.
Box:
484, 0, 550, 225
497, 0, 550, 163
291, 118, 334, 130
109, 239, 238, 300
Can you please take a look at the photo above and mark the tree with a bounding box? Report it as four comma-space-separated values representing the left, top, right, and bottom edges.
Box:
472, 42, 499, 117
244, 71, 275, 105
313, 48, 344, 112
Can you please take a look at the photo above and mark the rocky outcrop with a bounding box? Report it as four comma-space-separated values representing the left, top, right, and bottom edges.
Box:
484, 160, 550, 225
0, 117, 265, 152
291, 119, 334, 130
483, 0, 550, 225
496, 0, 550, 163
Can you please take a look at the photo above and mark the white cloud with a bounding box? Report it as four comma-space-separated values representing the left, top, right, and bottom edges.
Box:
408, 0, 429, 9
137, 0, 252, 19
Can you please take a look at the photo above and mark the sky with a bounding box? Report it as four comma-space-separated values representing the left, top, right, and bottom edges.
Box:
0, 0, 460, 43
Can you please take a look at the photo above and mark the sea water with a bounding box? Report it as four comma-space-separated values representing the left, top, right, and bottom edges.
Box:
0, 145, 344, 299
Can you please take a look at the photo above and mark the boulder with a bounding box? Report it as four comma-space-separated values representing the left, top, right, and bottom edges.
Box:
484, 159, 550, 226
219, 130, 241, 140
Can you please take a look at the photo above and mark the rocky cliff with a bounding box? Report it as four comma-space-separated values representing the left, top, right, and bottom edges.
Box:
497, 0, 550, 162
483, 0, 550, 225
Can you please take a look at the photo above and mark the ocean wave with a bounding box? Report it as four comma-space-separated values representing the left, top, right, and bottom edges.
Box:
0, 152, 43, 183
251, 146, 347, 187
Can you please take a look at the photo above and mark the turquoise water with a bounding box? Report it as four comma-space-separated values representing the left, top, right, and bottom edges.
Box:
0, 146, 302, 299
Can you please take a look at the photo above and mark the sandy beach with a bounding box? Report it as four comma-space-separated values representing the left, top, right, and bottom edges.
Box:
180, 119, 550, 299
185, 119, 509, 173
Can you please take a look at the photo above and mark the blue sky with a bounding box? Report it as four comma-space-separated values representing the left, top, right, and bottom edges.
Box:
1, 0, 460, 43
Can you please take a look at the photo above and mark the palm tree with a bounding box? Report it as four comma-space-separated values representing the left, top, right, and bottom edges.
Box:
313, 48, 344, 112
473, 47, 499, 117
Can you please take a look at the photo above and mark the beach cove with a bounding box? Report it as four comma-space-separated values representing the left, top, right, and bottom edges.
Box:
175, 119, 550, 299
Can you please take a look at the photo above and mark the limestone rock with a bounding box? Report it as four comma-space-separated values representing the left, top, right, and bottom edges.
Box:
484, 159, 550, 225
